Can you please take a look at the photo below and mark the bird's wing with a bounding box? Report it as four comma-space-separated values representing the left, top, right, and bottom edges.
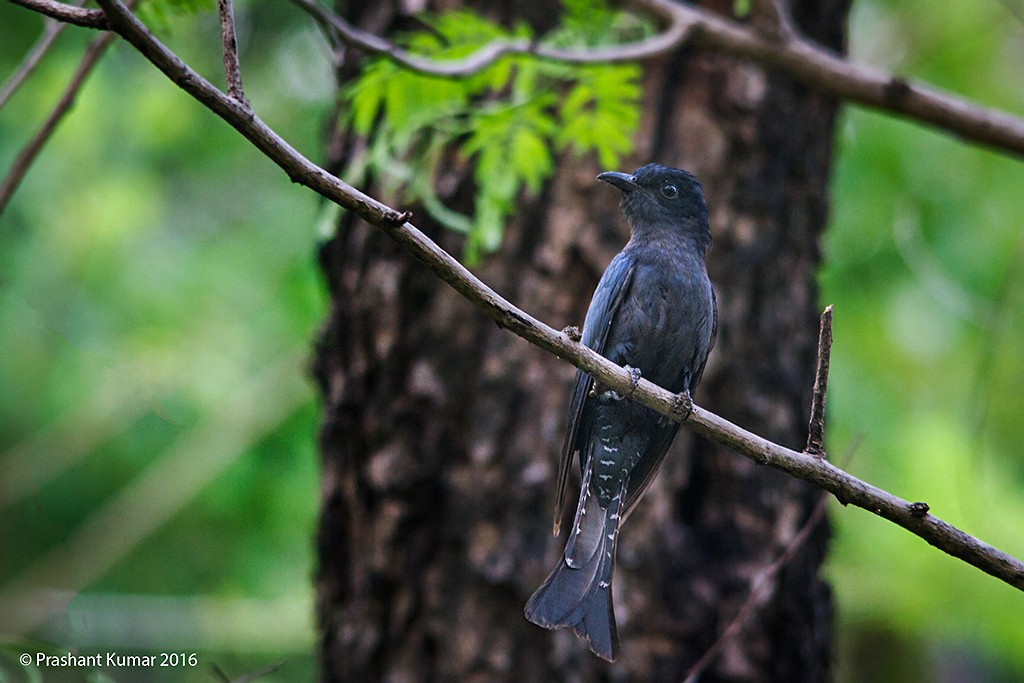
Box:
624, 283, 717, 517
552, 254, 637, 535
689, 285, 718, 392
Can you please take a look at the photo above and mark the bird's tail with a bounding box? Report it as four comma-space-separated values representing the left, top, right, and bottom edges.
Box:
524, 475, 626, 662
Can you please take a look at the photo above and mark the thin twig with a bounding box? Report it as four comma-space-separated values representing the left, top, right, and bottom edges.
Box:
683, 494, 827, 681
0, 30, 117, 217
805, 304, 832, 456
217, 0, 247, 104
0, 0, 84, 109
80, 0, 1024, 593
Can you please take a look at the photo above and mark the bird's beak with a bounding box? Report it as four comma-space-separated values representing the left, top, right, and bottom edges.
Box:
597, 171, 639, 193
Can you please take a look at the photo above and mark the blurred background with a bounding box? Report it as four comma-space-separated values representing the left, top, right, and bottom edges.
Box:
0, 3, 329, 680
1, 0, 1023, 681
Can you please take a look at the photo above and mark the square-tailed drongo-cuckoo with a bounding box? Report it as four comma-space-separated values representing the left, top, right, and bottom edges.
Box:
524, 164, 718, 662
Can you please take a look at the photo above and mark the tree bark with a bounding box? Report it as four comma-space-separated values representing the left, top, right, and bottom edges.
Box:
312, 1, 849, 680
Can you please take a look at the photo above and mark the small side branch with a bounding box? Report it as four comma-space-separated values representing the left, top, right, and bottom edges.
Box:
217, 0, 247, 105
805, 305, 833, 456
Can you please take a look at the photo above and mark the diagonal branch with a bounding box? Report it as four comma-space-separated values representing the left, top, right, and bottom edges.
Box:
682, 470, 829, 682
0, 30, 118, 217
686, 8, 1024, 157
0, 0, 83, 109
9, 0, 106, 28
291, 0, 1024, 157
681, 436, 860, 683
75, 0, 1024, 593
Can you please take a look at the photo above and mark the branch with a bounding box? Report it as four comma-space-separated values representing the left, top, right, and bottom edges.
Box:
8, 0, 106, 28
0, 30, 117, 217
292, 0, 1024, 157
217, 0, 247, 104
686, 8, 1024, 157
75, 0, 1024, 593
288, 0, 695, 76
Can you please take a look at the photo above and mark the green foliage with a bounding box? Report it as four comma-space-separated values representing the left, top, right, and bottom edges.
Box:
552, 0, 654, 47
341, 3, 647, 263
138, 0, 214, 31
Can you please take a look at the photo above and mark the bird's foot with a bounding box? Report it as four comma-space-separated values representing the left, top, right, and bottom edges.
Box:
589, 367, 641, 401
624, 365, 642, 397
671, 391, 695, 421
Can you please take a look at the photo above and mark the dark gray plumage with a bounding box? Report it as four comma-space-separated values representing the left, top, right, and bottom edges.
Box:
524, 164, 718, 661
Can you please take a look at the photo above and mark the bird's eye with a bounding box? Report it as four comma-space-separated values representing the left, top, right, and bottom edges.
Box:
661, 184, 679, 199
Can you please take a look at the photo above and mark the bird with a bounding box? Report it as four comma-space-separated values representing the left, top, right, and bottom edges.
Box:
524, 163, 718, 662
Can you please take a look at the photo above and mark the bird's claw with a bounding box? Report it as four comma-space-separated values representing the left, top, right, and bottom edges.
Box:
624, 365, 642, 397
591, 366, 642, 401
671, 391, 694, 421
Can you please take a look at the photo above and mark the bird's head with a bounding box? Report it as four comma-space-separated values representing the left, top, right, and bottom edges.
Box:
598, 164, 710, 250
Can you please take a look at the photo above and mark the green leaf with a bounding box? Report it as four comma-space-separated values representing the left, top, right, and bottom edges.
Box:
347, 61, 394, 136
474, 195, 506, 253
511, 129, 554, 195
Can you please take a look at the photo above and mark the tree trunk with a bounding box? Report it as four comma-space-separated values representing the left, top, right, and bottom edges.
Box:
311, 1, 849, 680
